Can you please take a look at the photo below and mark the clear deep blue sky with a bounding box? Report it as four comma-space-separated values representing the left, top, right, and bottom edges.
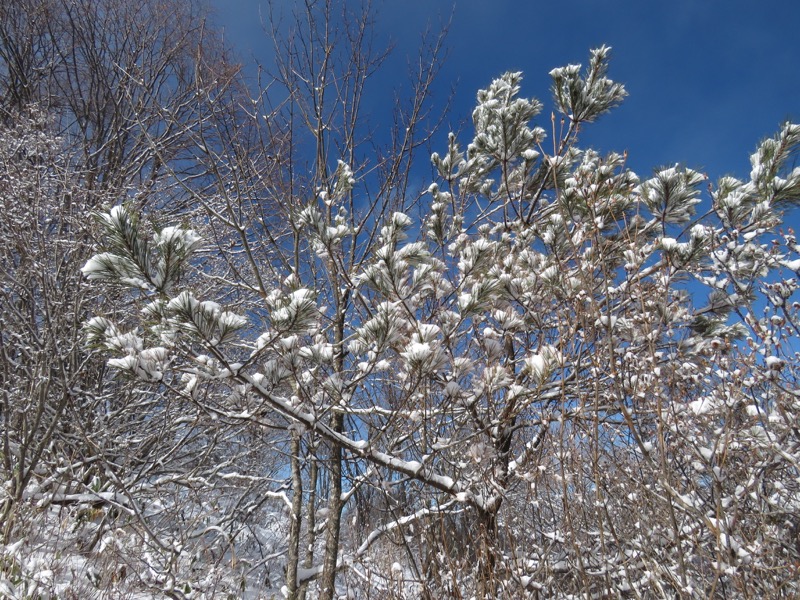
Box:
211, 0, 800, 185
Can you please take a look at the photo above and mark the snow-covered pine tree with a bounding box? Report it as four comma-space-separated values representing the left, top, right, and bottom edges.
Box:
83, 41, 800, 598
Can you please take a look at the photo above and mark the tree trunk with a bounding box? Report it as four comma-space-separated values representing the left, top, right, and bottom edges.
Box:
286, 434, 303, 598
318, 413, 344, 600
298, 440, 319, 600
476, 507, 499, 600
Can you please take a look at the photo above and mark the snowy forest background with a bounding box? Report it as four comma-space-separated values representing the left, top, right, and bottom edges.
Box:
2, 0, 800, 598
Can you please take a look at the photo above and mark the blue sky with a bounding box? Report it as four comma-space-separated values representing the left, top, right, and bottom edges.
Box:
211, 0, 800, 184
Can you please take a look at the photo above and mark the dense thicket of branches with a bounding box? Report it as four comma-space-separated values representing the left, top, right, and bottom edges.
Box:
2, 0, 799, 598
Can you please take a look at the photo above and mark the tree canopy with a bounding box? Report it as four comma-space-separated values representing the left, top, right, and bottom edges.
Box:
2, 1, 799, 598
